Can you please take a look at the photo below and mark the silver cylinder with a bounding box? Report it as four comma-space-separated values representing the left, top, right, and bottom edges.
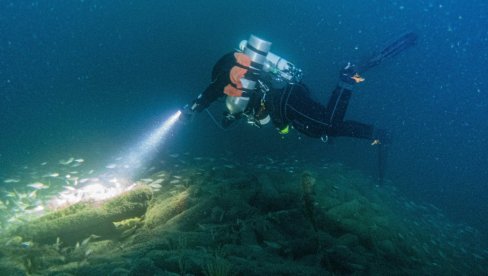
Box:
226, 96, 250, 114
248, 35, 272, 52
243, 35, 272, 68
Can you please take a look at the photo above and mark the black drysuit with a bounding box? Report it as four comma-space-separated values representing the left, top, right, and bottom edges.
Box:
190, 52, 383, 141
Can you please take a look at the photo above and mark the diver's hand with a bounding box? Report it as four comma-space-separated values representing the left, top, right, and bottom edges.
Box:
179, 104, 195, 124
339, 62, 364, 85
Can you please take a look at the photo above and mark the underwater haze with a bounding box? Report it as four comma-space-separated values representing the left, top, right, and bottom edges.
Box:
1, 0, 488, 275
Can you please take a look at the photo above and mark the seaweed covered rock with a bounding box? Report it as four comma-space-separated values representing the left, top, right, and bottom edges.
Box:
1, 156, 486, 275
14, 186, 152, 245
145, 188, 194, 229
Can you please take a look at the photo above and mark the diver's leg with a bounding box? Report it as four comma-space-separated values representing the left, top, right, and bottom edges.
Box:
282, 84, 330, 138
331, 120, 374, 139
324, 85, 353, 125
331, 120, 391, 144
324, 63, 360, 125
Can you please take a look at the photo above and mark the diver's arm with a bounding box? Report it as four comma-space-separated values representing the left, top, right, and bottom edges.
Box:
180, 73, 227, 123
188, 74, 228, 112
185, 52, 235, 113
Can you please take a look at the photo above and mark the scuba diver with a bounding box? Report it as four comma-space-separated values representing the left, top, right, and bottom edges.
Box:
181, 32, 417, 145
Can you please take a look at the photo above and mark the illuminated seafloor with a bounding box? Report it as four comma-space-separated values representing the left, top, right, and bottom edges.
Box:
0, 153, 486, 275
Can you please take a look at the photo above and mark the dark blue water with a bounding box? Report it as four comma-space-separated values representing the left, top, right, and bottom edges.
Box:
1, 0, 487, 241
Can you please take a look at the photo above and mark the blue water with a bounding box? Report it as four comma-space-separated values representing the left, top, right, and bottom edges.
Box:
1, 0, 487, 243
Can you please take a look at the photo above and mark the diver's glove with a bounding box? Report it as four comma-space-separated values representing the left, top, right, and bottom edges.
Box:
339, 62, 364, 87
179, 104, 196, 124
372, 128, 392, 145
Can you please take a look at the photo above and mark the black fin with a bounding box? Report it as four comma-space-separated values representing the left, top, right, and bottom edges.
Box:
358, 31, 418, 73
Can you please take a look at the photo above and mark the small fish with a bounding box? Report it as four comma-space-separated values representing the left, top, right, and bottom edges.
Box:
43, 173, 60, 178
85, 249, 93, 257
169, 179, 180, 184
263, 240, 281, 249
149, 183, 162, 189
25, 205, 44, 212
473, 253, 484, 260
105, 164, 117, 169
21, 241, 33, 248
81, 236, 93, 247
54, 237, 62, 250
169, 153, 179, 158
3, 178, 20, 183
149, 179, 164, 185
28, 190, 37, 198
28, 182, 49, 190
75, 158, 84, 163
438, 250, 447, 259
40, 162, 48, 166
59, 157, 75, 165
5, 191, 17, 198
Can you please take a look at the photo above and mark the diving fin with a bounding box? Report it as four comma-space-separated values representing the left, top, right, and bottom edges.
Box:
357, 31, 418, 73
377, 143, 388, 186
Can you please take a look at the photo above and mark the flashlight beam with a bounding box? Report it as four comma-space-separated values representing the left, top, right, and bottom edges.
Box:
123, 110, 181, 179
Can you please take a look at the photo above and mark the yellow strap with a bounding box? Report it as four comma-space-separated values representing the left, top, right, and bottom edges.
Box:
279, 125, 290, 134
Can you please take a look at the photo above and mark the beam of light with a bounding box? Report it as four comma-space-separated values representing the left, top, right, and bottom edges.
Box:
50, 110, 181, 207
4, 111, 183, 223
122, 110, 182, 179
47, 110, 182, 208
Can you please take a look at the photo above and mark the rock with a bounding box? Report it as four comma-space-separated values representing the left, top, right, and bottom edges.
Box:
145, 189, 193, 228
14, 186, 152, 245
326, 199, 362, 220
319, 196, 342, 210
337, 234, 359, 248
377, 239, 396, 256
129, 258, 162, 276
110, 267, 130, 276
0, 261, 25, 276
251, 174, 282, 212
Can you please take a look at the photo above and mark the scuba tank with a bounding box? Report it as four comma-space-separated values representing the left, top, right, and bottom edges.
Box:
238, 37, 303, 84
225, 35, 271, 126
226, 35, 303, 127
